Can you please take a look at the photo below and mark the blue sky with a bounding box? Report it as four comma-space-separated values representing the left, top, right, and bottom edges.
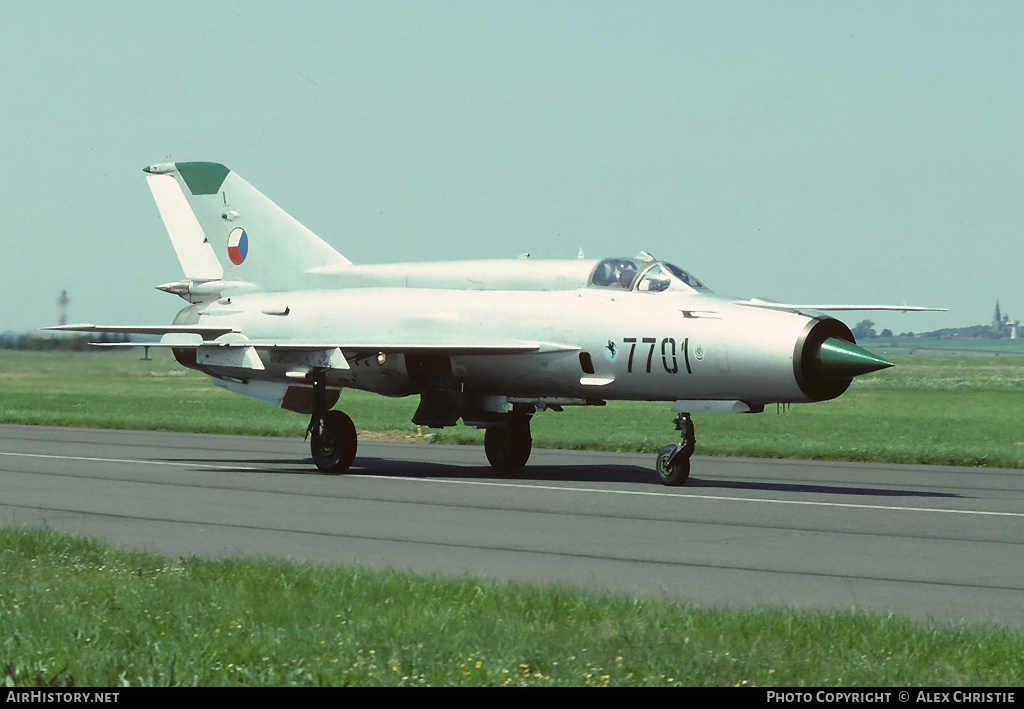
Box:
2, 2, 1021, 334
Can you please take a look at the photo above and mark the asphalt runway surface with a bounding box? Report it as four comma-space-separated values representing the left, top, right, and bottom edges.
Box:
3, 424, 1022, 626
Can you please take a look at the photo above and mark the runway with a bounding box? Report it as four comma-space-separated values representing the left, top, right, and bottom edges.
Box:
2, 423, 1023, 626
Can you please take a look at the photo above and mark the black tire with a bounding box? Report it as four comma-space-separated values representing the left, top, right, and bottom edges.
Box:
656, 444, 690, 486
484, 416, 532, 474
311, 410, 358, 474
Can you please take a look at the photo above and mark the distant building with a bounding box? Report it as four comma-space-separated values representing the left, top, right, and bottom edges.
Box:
992, 301, 1020, 338
57, 290, 69, 327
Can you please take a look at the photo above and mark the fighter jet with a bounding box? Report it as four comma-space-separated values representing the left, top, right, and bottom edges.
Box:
52, 161, 939, 485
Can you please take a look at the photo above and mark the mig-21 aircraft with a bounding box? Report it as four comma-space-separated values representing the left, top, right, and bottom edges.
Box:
52, 162, 939, 485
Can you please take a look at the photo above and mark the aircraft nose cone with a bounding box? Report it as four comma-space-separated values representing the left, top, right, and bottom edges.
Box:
816, 337, 893, 379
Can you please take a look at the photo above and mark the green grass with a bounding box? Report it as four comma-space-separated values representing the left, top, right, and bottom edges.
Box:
3, 349, 1022, 467
3, 528, 1023, 687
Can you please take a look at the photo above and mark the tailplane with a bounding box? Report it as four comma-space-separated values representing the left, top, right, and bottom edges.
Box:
144, 161, 350, 292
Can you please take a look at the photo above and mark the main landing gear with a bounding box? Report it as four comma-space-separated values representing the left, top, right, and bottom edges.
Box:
484, 413, 533, 474
655, 412, 695, 486
307, 372, 357, 474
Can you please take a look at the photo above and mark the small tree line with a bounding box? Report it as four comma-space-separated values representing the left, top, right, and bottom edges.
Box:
851, 320, 997, 340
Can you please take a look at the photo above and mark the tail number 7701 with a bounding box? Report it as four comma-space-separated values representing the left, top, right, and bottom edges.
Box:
622, 337, 692, 374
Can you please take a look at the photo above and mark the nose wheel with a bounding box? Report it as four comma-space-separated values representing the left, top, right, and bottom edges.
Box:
655, 413, 695, 486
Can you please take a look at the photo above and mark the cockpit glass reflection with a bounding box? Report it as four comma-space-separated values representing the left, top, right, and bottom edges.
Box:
590, 258, 708, 293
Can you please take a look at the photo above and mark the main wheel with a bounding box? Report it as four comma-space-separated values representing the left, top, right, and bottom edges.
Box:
656, 444, 690, 486
484, 416, 532, 474
311, 410, 358, 474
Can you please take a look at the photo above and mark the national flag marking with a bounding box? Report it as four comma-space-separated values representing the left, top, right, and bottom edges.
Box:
227, 227, 248, 265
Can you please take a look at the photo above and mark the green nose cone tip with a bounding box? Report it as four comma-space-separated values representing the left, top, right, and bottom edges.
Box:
817, 338, 893, 379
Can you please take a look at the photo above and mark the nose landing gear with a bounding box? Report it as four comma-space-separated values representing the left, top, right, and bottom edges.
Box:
655, 412, 695, 486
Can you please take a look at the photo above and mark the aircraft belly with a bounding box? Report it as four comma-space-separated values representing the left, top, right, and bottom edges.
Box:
452, 352, 581, 398
328, 357, 418, 396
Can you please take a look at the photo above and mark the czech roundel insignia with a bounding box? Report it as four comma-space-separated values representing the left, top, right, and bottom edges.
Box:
227, 227, 248, 265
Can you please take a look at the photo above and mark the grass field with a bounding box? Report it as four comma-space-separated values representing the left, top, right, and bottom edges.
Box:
4, 528, 1023, 687
1, 348, 1022, 467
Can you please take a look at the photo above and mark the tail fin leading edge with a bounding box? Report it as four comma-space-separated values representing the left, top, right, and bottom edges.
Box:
144, 161, 350, 290
145, 172, 224, 281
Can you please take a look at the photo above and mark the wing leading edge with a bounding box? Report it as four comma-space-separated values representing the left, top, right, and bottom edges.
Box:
736, 299, 945, 313
46, 323, 570, 356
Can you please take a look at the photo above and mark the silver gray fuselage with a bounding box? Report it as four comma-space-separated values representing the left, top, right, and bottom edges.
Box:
172, 259, 847, 406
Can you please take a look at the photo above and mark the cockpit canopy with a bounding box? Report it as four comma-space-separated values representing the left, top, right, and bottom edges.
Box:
589, 257, 709, 293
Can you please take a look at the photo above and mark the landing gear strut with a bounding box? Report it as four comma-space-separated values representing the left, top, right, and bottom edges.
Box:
655, 412, 695, 486
484, 413, 532, 474
307, 371, 357, 474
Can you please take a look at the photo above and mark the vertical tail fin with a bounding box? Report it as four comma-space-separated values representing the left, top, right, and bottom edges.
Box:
144, 161, 350, 290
